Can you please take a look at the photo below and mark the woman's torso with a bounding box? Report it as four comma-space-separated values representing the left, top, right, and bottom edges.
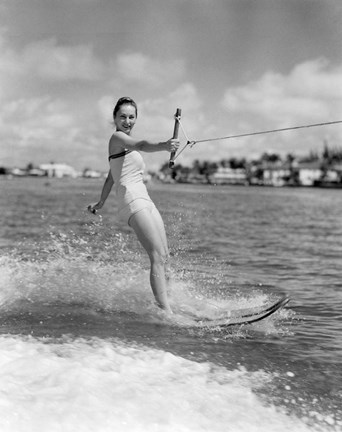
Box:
109, 148, 149, 207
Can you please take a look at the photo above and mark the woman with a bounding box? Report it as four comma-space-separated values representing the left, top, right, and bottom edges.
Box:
88, 97, 179, 314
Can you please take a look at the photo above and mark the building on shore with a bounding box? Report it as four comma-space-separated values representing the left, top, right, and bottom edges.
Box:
209, 167, 247, 185
296, 161, 322, 186
39, 163, 78, 178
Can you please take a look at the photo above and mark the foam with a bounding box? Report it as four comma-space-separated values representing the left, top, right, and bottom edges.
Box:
0, 335, 319, 432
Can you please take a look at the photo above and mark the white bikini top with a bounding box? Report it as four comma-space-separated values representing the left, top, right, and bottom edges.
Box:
109, 149, 145, 184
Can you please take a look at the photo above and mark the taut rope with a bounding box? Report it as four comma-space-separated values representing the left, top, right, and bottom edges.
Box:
172, 118, 342, 163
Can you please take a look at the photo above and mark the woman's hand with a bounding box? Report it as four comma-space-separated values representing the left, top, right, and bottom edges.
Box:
87, 201, 104, 215
163, 138, 180, 153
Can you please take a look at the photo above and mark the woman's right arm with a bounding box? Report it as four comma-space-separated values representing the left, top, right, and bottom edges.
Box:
87, 170, 114, 214
110, 131, 179, 154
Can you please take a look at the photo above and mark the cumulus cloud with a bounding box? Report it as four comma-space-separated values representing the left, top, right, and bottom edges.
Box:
0, 97, 77, 148
215, 59, 342, 162
132, 82, 203, 140
0, 38, 105, 82
168, 83, 203, 112
222, 58, 342, 124
116, 52, 185, 87
0, 32, 196, 169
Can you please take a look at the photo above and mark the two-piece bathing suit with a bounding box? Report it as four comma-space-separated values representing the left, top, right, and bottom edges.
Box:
109, 149, 156, 225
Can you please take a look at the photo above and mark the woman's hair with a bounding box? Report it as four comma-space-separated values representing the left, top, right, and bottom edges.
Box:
113, 97, 138, 119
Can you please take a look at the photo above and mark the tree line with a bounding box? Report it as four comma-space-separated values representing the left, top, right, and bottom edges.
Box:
158, 143, 342, 179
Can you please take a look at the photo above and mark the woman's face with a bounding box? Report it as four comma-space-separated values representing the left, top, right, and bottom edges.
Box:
114, 104, 137, 135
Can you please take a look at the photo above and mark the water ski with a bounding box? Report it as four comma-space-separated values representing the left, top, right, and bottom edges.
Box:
195, 296, 290, 328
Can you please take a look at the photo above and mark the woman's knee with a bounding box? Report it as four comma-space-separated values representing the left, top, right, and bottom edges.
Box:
150, 248, 169, 266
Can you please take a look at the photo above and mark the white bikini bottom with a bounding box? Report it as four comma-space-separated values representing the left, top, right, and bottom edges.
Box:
118, 198, 156, 226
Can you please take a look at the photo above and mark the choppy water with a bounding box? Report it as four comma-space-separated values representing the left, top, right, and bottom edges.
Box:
0, 178, 341, 432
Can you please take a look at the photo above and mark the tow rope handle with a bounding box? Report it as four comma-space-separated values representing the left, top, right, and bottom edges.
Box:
168, 108, 182, 168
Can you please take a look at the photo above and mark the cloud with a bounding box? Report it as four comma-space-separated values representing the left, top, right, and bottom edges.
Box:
222, 58, 342, 124
0, 32, 200, 170
130, 82, 204, 140
0, 38, 105, 82
116, 52, 186, 87
0, 88, 127, 170
0, 97, 76, 147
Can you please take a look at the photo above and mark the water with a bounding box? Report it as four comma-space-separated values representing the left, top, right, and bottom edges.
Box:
0, 178, 341, 432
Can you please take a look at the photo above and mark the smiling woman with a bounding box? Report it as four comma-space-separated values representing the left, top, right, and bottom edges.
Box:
88, 97, 179, 313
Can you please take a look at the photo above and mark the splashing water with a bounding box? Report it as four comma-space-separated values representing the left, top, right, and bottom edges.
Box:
1, 179, 341, 431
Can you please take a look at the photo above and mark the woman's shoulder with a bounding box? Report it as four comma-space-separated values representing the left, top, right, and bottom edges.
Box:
110, 131, 126, 143
109, 131, 141, 153
109, 132, 126, 151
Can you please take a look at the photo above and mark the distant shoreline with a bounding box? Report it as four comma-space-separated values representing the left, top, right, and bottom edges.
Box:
1, 174, 342, 190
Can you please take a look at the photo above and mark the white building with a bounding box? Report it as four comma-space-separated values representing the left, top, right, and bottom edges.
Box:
210, 167, 246, 185
39, 163, 78, 178
262, 164, 292, 187
297, 162, 322, 186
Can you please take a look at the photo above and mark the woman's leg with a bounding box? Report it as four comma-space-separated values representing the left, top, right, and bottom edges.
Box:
149, 206, 173, 283
129, 207, 172, 313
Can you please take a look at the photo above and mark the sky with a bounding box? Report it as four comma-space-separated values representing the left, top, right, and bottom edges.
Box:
1, 0, 342, 171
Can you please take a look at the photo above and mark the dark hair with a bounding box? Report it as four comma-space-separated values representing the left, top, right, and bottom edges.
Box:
113, 97, 138, 119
